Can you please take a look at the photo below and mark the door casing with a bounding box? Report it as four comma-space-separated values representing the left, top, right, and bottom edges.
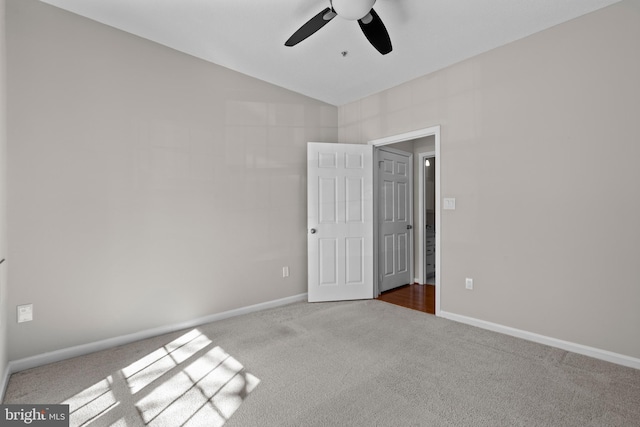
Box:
369, 126, 441, 316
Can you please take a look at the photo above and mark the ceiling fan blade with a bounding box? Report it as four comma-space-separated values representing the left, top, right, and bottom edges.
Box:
358, 9, 392, 55
285, 7, 336, 47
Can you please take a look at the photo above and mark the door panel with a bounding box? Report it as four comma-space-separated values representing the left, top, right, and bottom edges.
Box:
345, 177, 363, 222
345, 237, 364, 284
382, 180, 394, 221
378, 148, 413, 293
319, 238, 338, 285
397, 181, 408, 221
308, 142, 374, 302
398, 232, 409, 273
319, 177, 337, 223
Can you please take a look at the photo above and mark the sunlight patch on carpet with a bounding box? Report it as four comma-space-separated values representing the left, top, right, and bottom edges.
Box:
123, 329, 213, 393
63, 376, 119, 426
62, 329, 260, 427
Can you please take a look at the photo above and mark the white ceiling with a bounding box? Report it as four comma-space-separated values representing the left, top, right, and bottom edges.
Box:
40, 0, 621, 106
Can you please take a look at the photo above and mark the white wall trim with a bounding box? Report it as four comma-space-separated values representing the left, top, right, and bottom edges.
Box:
3, 293, 308, 392
369, 127, 439, 147
0, 366, 10, 403
440, 310, 640, 370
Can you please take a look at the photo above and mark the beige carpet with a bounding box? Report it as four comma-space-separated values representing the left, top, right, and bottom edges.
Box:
4, 300, 640, 426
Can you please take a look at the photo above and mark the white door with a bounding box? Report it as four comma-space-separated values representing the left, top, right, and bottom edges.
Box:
307, 142, 374, 302
378, 148, 413, 293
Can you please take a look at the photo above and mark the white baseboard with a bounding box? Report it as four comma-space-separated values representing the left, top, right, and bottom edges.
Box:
3, 292, 308, 397
0, 365, 11, 403
439, 310, 640, 370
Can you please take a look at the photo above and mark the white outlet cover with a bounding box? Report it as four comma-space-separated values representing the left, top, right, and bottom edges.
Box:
17, 304, 33, 323
465, 278, 473, 290
444, 198, 456, 210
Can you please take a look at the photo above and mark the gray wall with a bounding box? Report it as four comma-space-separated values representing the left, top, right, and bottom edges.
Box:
6, 0, 337, 360
6, 0, 640, 365
0, 0, 9, 388
339, 0, 640, 359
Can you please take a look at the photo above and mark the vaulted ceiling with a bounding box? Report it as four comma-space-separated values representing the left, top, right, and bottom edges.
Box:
40, 0, 622, 106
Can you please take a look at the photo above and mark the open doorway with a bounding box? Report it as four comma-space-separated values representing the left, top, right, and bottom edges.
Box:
419, 151, 436, 286
370, 126, 441, 316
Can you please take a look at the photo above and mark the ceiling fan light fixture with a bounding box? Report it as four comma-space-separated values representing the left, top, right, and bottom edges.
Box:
360, 13, 373, 25
323, 10, 337, 20
285, 0, 391, 55
332, 0, 376, 20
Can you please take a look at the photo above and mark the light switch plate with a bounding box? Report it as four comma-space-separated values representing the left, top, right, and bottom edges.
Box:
443, 198, 456, 210
17, 304, 33, 323
465, 278, 474, 290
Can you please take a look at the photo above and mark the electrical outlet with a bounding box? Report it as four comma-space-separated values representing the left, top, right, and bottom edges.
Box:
282, 266, 290, 278
443, 198, 456, 210
465, 278, 473, 290
17, 304, 33, 323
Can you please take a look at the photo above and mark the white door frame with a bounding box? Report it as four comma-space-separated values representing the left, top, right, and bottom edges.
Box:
369, 126, 441, 316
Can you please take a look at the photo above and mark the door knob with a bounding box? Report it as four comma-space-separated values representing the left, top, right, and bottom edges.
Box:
407, 225, 413, 230
310, 228, 317, 234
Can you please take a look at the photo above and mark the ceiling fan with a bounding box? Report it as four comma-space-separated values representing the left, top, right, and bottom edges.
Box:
285, 0, 392, 55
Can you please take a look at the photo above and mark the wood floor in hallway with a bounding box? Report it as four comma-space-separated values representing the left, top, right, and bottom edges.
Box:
376, 283, 435, 314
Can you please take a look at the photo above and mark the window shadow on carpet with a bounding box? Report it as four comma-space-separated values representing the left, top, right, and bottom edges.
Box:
63, 329, 260, 427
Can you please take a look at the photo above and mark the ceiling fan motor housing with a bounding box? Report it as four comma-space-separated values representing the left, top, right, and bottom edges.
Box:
332, 0, 376, 20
